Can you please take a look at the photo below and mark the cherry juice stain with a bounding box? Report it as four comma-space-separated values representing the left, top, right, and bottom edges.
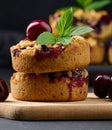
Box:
48, 69, 88, 101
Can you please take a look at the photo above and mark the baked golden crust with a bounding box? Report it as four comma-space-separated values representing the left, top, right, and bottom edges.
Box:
86, 37, 105, 64
49, 9, 112, 40
108, 43, 112, 64
10, 69, 88, 101
10, 36, 90, 73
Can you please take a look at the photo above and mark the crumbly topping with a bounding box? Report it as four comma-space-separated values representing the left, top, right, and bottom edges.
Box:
14, 40, 41, 50
67, 71, 73, 78
72, 35, 84, 40
81, 69, 88, 78
74, 9, 109, 26
72, 68, 88, 78
12, 40, 65, 51
47, 68, 88, 78
12, 69, 88, 81
11, 35, 85, 52
52, 9, 110, 27
53, 10, 64, 18
72, 35, 87, 45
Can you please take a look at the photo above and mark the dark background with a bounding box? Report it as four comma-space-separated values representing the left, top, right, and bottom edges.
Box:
0, 0, 112, 66
0, 0, 112, 33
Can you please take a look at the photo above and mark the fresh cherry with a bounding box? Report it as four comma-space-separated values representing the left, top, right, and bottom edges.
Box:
93, 74, 111, 98
109, 77, 112, 101
26, 20, 52, 41
0, 78, 9, 101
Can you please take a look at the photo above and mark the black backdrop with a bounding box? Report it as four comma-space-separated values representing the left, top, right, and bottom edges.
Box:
0, 0, 112, 33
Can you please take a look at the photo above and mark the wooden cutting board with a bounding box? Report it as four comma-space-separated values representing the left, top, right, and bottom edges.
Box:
0, 93, 112, 120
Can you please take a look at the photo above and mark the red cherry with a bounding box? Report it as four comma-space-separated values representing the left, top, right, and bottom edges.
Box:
109, 77, 112, 100
0, 78, 9, 101
93, 74, 110, 98
26, 20, 52, 41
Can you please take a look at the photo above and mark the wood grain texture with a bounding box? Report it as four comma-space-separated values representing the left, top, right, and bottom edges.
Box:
0, 93, 112, 120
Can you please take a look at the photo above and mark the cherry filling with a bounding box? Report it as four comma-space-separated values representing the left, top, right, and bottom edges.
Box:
12, 49, 21, 56
34, 45, 65, 61
48, 69, 88, 101
92, 15, 111, 34
73, 17, 89, 25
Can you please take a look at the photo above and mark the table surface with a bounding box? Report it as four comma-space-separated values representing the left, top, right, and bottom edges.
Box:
0, 66, 112, 130
0, 119, 112, 130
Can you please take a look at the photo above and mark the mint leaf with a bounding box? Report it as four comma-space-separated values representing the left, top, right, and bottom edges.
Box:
68, 26, 94, 36
57, 8, 73, 36
56, 6, 78, 12
36, 32, 57, 45
86, 0, 111, 10
83, 0, 93, 7
76, 0, 93, 9
57, 36, 72, 45
76, 0, 111, 10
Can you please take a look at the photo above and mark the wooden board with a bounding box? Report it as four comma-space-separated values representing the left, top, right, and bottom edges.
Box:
0, 93, 112, 120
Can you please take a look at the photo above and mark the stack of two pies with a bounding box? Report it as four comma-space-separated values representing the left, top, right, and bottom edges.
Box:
10, 35, 90, 101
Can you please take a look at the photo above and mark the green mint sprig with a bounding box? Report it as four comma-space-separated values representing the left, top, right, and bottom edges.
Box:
57, 8, 73, 37
36, 9, 93, 45
86, 0, 111, 10
76, 0, 93, 9
76, 0, 111, 10
56, 6, 79, 12
56, 0, 111, 12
